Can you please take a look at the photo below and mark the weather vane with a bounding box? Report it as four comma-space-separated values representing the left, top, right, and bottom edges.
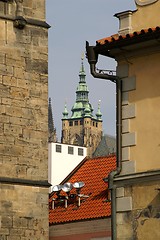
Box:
81, 53, 84, 61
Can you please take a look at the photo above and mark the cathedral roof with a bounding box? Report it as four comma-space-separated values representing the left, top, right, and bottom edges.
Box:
93, 135, 116, 157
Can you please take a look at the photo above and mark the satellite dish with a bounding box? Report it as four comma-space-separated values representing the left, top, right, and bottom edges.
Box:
52, 184, 62, 193
62, 182, 73, 193
73, 181, 85, 189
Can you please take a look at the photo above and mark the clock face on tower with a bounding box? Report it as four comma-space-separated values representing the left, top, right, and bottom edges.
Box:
135, 0, 158, 5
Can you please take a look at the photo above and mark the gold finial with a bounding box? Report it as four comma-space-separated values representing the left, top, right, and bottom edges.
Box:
81, 53, 84, 61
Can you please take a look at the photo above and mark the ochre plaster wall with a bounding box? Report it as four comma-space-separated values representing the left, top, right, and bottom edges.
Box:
129, 53, 160, 171
132, 1, 160, 32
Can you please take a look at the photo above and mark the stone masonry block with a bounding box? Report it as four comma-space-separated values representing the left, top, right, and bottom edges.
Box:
122, 119, 130, 133
0, 21, 5, 41
0, 227, 10, 235
4, 123, 22, 135
117, 64, 129, 78
122, 104, 136, 119
26, 59, 48, 74
117, 196, 132, 212
5, 106, 23, 118
0, 2, 5, 15
0, 64, 13, 76
2, 98, 11, 105
122, 92, 129, 105
122, 76, 136, 92
116, 187, 125, 198
14, 67, 25, 79
122, 132, 136, 147
1, 216, 13, 228
3, 76, 17, 87
10, 87, 29, 99
6, 56, 25, 68
9, 116, 29, 126
122, 147, 130, 161
121, 160, 136, 175
0, 53, 5, 64
6, 21, 17, 44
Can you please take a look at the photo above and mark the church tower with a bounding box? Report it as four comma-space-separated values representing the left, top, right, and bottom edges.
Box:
61, 57, 103, 157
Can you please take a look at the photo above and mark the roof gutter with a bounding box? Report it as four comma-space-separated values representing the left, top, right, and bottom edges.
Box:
86, 41, 122, 240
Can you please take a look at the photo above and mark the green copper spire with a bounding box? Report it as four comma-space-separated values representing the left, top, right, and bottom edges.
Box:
96, 100, 102, 120
62, 102, 68, 119
71, 56, 93, 119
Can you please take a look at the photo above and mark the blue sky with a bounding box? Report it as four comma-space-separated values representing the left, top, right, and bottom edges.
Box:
46, 0, 136, 141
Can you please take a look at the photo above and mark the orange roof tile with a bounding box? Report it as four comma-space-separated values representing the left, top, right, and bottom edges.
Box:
49, 155, 116, 225
96, 27, 160, 47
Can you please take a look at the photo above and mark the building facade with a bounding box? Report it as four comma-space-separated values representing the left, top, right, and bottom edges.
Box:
0, 1, 49, 239
48, 142, 87, 189
61, 59, 103, 157
87, 1, 160, 239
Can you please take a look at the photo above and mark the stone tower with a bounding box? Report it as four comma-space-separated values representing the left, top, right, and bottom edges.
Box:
61, 58, 103, 157
0, 1, 49, 239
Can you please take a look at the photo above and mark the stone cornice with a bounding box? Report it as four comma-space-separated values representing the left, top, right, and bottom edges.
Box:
0, 177, 51, 188
0, 14, 50, 29
113, 169, 160, 187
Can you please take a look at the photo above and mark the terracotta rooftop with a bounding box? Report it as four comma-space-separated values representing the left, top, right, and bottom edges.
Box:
96, 26, 160, 47
49, 155, 116, 225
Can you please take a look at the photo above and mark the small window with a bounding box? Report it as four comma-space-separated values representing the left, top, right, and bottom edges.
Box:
78, 148, 83, 156
56, 144, 61, 153
80, 120, 83, 125
75, 120, 78, 126
68, 146, 74, 155
96, 122, 98, 127
93, 122, 95, 126
69, 121, 73, 126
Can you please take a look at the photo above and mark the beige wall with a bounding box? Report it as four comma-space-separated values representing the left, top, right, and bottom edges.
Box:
115, 1, 160, 239
129, 53, 160, 171
132, 1, 160, 32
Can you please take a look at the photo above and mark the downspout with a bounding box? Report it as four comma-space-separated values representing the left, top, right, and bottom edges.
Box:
86, 41, 122, 240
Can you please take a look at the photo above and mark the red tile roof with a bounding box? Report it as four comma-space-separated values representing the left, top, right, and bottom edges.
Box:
96, 27, 160, 47
49, 155, 116, 225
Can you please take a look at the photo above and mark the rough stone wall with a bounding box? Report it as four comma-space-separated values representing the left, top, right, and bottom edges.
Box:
116, 181, 160, 240
0, 0, 49, 239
